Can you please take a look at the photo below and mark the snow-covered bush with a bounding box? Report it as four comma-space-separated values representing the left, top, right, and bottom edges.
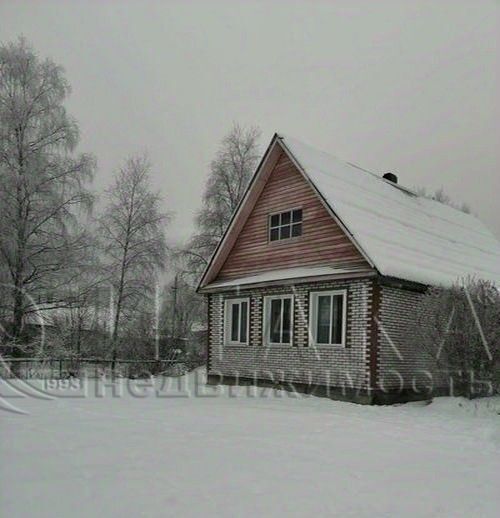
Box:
411, 278, 500, 397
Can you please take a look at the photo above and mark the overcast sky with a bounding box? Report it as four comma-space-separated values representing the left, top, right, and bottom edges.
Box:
1, 0, 499, 242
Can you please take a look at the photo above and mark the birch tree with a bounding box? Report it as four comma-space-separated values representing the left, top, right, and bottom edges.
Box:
183, 124, 260, 278
99, 154, 169, 362
0, 37, 95, 342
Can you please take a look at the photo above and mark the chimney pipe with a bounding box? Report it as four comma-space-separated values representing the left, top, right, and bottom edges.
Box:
383, 172, 398, 184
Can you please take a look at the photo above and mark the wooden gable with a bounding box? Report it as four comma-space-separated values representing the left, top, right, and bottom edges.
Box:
215, 150, 370, 281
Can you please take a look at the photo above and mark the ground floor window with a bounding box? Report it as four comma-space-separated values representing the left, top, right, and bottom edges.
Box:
225, 298, 249, 345
309, 290, 347, 346
263, 295, 293, 345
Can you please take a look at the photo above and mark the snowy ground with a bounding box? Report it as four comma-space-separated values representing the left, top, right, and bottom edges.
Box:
1, 369, 499, 518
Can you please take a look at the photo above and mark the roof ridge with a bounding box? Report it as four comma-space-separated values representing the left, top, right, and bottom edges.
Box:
280, 134, 486, 224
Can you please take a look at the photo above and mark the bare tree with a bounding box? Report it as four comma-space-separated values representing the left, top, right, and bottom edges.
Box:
182, 124, 261, 279
98, 154, 170, 363
47, 238, 108, 357
0, 37, 95, 343
415, 186, 471, 214
160, 271, 204, 353
409, 278, 500, 397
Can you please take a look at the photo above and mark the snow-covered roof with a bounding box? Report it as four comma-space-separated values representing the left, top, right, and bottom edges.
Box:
279, 134, 500, 287
202, 266, 374, 291
198, 133, 500, 291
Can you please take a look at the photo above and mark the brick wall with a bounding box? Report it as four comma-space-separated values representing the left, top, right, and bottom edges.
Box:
208, 278, 373, 390
377, 285, 445, 392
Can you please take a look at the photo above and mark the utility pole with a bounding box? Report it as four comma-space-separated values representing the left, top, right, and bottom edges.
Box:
154, 283, 160, 361
171, 274, 178, 351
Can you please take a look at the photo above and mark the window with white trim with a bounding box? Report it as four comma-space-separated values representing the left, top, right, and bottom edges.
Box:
309, 290, 347, 346
269, 209, 302, 242
263, 295, 293, 345
225, 298, 249, 345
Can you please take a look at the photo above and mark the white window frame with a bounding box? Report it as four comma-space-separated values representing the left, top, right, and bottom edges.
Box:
268, 207, 303, 243
263, 294, 294, 346
224, 297, 250, 346
308, 290, 347, 347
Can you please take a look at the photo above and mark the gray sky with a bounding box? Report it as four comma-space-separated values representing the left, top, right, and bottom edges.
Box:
2, 0, 499, 242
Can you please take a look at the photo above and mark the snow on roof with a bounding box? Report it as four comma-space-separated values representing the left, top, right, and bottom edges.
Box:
203, 266, 373, 291
279, 134, 500, 287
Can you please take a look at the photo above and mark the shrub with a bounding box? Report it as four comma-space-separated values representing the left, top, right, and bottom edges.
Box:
411, 278, 500, 397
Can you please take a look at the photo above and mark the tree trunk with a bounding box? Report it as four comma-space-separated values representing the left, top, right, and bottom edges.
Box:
110, 244, 128, 375
110, 301, 121, 376
11, 286, 24, 344
11, 127, 27, 345
109, 180, 136, 376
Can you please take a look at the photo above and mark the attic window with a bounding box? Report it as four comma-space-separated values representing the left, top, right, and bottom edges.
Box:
269, 209, 302, 242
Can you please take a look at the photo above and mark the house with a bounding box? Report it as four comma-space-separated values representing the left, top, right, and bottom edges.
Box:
197, 133, 500, 404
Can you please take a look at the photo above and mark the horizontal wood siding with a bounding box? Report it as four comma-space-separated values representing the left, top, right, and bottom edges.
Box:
217, 152, 369, 280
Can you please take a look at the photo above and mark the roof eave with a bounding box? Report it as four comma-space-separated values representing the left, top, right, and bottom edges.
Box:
199, 269, 377, 294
